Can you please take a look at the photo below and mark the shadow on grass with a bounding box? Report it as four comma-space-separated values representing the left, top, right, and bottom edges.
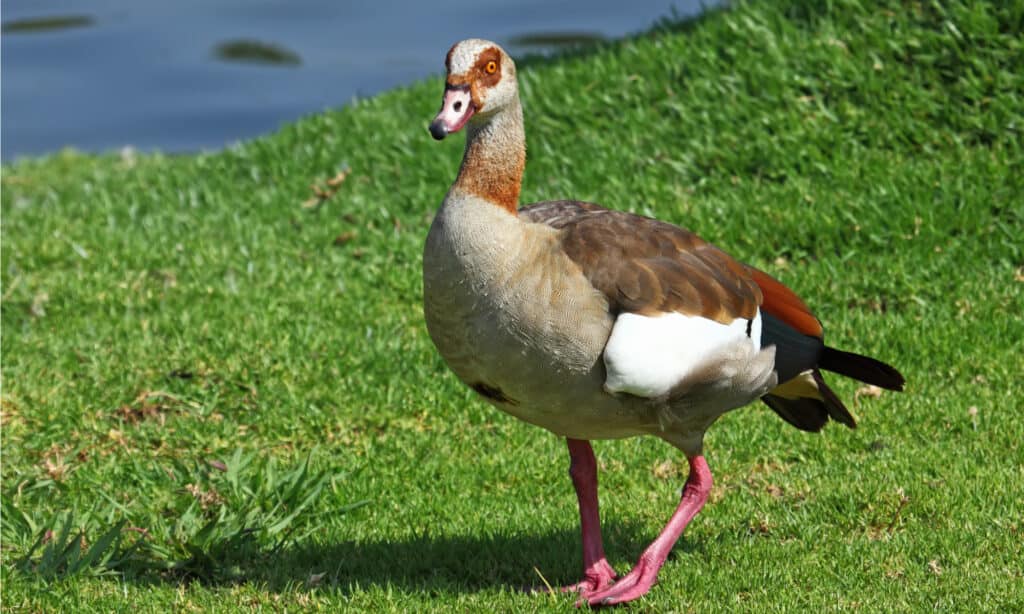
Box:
124, 522, 707, 595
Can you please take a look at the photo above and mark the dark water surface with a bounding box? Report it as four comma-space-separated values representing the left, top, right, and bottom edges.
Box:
2, 1, 710, 160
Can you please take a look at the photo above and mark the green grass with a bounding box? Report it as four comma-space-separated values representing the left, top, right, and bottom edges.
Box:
2, 0, 1022, 610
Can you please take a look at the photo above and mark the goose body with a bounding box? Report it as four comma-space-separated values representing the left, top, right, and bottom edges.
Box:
425, 195, 779, 449
423, 39, 904, 605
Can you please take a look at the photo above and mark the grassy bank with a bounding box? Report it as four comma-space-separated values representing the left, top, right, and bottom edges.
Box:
3, 0, 1022, 611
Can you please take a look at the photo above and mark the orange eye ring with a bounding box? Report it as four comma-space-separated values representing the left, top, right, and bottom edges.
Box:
485, 60, 497, 74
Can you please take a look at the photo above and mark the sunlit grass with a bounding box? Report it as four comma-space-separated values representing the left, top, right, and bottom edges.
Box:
3, 0, 1022, 611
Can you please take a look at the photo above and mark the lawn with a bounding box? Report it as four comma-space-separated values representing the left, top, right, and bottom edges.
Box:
2, 0, 1022, 611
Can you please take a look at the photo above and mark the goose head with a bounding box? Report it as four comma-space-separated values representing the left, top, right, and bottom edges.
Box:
429, 39, 518, 140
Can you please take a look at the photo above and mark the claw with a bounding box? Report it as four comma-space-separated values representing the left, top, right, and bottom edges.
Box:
579, 560, 657, 606
564, 558, 618, 599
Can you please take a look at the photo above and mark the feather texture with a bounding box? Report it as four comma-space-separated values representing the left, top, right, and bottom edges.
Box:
522, 201, 762, 324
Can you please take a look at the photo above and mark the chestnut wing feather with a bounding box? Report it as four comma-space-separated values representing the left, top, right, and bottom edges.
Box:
744, 266, 823, 338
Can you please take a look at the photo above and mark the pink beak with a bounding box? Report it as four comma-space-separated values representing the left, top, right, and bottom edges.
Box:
429, 85, 475, 140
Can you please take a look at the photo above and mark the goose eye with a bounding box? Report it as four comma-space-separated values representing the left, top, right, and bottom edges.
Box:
485, 61, 497, 74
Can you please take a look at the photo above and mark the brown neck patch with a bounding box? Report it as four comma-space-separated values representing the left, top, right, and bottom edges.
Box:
451, 92, 526, 214
454, 132, 525, 214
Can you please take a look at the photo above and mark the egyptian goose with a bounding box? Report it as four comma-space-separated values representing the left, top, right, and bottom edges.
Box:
423, 39, 904, 606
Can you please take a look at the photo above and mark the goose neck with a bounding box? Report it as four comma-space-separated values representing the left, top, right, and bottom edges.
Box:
452, 101, 525, 214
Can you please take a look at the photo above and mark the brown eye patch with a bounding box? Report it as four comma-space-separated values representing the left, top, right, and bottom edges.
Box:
474, 47, 502, 87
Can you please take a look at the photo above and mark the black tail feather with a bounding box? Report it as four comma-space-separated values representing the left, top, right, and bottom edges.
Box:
762, 369, 858, 431
819, 347, 905, 391
764, 347, 901, 432
762, 394, 828, 432
812, 369, 857, 428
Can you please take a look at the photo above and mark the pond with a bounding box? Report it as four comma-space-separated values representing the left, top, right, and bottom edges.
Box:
1, 0, 713, 160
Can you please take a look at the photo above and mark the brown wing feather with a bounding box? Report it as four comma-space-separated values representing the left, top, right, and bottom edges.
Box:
745, 267, 823, 338
521, 201, 762, 323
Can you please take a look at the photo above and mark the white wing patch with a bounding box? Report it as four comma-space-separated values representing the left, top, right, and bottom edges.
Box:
603, 310, 763, 398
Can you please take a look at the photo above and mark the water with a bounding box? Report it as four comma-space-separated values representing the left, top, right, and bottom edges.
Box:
1, 1, 711, 161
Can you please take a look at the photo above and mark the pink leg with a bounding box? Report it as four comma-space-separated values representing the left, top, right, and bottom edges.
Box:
583, 455, 713, 607
562, 439, 618, 596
